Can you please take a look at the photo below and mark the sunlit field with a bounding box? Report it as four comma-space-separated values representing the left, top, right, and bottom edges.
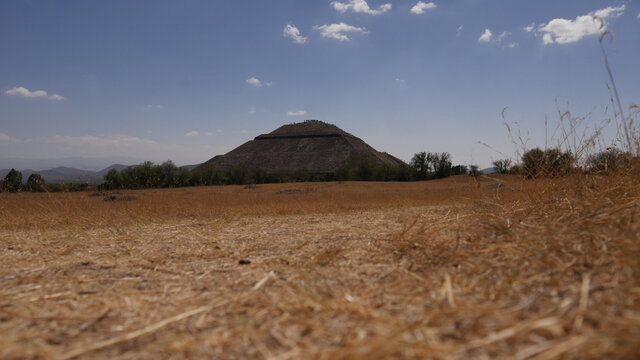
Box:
1, 174, 639, 359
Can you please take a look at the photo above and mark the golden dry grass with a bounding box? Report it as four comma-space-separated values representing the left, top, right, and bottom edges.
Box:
0, 175, 638, 359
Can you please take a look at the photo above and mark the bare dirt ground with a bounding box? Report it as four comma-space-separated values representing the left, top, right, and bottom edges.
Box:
1, 176, 639, 359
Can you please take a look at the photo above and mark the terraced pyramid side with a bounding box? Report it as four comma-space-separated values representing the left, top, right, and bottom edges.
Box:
196, 120, 406, 175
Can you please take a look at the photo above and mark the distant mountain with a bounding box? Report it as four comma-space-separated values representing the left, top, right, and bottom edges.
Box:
97, 164, 131, 176
0, 161, 200, 184
37, 167, 101, 183
180, 164, 201, 171
0, 164, 133, 184
0, 157, 142, 172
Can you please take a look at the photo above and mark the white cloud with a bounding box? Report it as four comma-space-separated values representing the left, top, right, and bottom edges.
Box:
497, 31, 509, 41
184, 131, 199, 137
410, 1, 436, 15
538, 5, 625, 45
478, 29, 512, 44
0, 133, 19, 143
4, 86, 65, 101
245, 77, 272, 88
478, 28, 493, 42
395, 78, 405, 83
146, 104, 164, 109
286, 110, 307, 116
506, 42, 518, 49
314, 23, 368, 41
39, 134, 158, 149
457, 25, 464, 34
331, 0, 391, 15
0, 133, 236, 166
523, 23, 535, 33
283, 24, 308, 44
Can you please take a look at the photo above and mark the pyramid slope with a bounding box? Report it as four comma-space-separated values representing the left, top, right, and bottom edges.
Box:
197, 120, 405, 175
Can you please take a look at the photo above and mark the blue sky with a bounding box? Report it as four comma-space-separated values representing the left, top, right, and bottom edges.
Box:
1, 0, 639, 169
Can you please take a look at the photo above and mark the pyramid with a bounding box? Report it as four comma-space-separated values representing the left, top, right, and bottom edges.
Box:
196, 120, 405, 175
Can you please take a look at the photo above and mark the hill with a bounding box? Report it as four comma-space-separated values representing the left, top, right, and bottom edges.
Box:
0, 164, 132, 184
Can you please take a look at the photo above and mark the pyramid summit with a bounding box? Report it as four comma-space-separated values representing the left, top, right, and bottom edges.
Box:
196, 120, 406, 176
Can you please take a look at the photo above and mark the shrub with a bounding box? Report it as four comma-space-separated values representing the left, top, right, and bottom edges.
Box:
26, 173, 46, 192
1, 169, 23, 193
586, 148, 634, 173
521, 148, 574, 178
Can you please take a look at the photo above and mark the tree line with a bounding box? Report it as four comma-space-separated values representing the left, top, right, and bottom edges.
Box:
489, 147, 637, 178
2, 147, 636, 192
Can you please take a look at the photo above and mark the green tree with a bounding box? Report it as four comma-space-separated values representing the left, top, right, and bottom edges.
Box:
492, 159, 512, 174
410, 152, 428, 179
158, 160, 180, 187
432, 152, 452, 178
451, 165, 468, 175
26, 173, 45, 192
1, 168, 23, 192
104, 168, 124, 189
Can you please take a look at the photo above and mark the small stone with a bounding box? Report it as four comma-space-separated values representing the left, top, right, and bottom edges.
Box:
238, 259, 251, 265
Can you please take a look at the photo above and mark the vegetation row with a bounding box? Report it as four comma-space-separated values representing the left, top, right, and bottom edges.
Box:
1, 147, 636, 193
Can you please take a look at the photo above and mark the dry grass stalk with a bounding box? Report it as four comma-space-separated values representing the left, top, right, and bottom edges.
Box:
58, 305, 215, 360
1, 174, 638, 359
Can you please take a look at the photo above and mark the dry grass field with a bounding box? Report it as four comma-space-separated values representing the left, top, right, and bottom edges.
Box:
1, 174, 639, 359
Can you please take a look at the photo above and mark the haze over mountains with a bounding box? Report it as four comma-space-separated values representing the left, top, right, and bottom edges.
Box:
0, 157, 142, 172
0, 157, 201, 184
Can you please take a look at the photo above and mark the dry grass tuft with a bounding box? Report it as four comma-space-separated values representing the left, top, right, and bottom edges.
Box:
1, 174, 638, 359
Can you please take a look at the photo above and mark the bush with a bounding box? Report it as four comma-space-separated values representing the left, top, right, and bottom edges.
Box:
586, 148, 634, 173
521, 148, 574, 178
26, 173, 46, 192
1, 169, 23, 192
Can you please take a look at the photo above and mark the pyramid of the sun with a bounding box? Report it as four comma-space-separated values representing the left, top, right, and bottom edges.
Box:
196, 120, 406, 175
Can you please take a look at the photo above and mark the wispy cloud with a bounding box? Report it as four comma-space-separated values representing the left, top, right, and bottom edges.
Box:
0, 133, 19, 143
331, 0, 391, 15
184, 131, 199, 137
286, 110, 307, 116
410, 1, 436, 15
42, 134, 157, 147
246, 77, 272, 88
478, 29, 512, 45
314, 23, 368, 41
0, 133, 228, 165
248, 107, 256, 115
537, 5, 625, 45
4, 86, 64, 101
283, 24, 308, 44
146, 104, 164, 109
478, 29, 493, 42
